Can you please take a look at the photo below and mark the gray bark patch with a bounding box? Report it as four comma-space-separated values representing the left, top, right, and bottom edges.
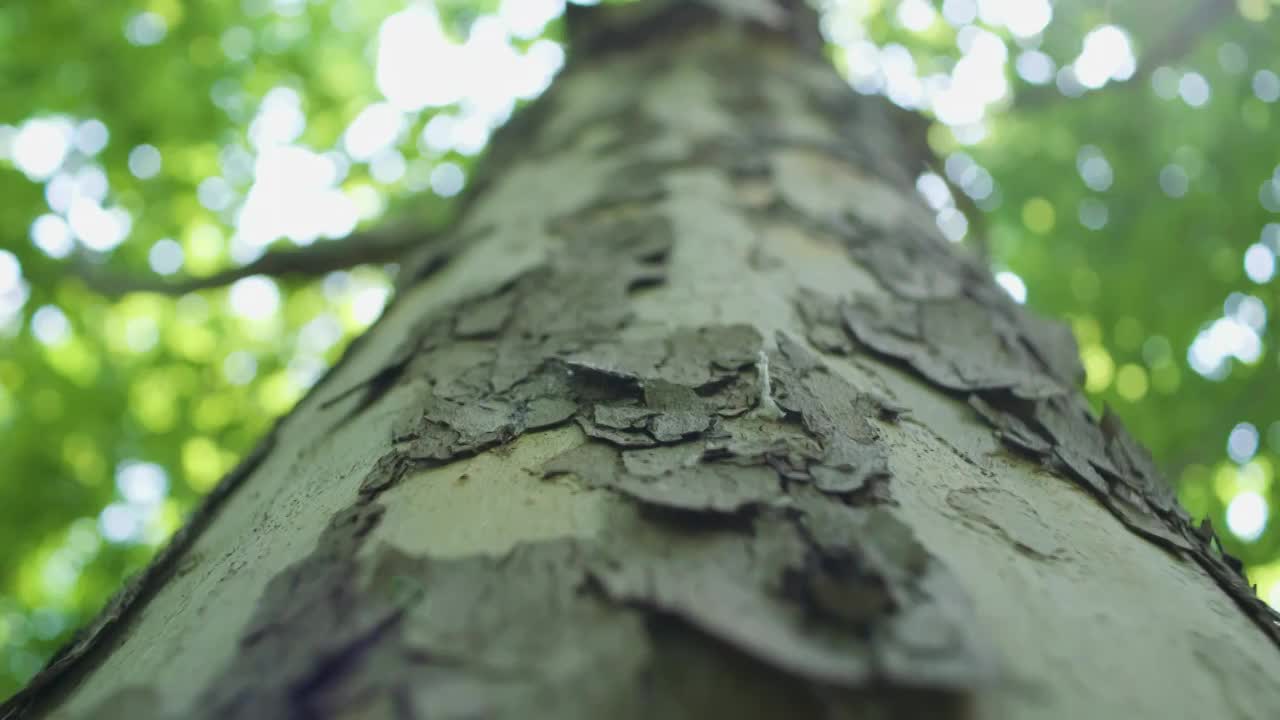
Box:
159, 282, 995, 716
945, 487, 1063, 561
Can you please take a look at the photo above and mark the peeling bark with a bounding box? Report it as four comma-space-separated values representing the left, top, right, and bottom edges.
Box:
8, 2, 1280, 719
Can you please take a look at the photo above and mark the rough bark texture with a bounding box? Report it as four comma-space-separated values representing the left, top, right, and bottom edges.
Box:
6, 2, 1280, 719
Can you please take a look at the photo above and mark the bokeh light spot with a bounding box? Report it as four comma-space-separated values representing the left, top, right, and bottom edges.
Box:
148, 239, 185, 276
1260, 179, 1280, 213
994, 0, 1052, 38
429, 162, 466, 197
125, 316, 159, 354
1244, 243, 1275, 283
12, 118, 73, 181
69, 200, 131, 252
128, 144, 162, 179
30, 215, 73, 259
1254, 70, 1280, 103
351, 286, 390, 326
941, 0, 977, 26
223, 351, 259, 386
895, 0, 936, 32
98, 503, 143, 544
228, 276, 281, 320
1078, 198, 1109, 230
935, 207, 969, 242
1115, 364, 1148, 401
74, 119, 109, 156
994, 271, 1027, 303
222, 27, 254, 61
1228, 422, 1260, 464
1021, 197, 1055, 234
183, 437, 227, 492
370, 150, 407, 185
0, 251, 31, 329
376, 7, 459, 111
1238, 0, 1271, 22
124, 12, 168, 46
1015, 51, 1055, 85
1082, 345, 1114, 392
1073, 25, 1135, 90
115, 462, 168, 506
498, 0, 565, 40
1226, 491, 1268, 542
344, 103, 404, 162
1178, 72, 1211, 107
31, 306, 70, 346
197, 177, 236, 211
249, 87, 306, 149
1188, 310, 1263, 379
239, 145, 358, 247
1076, 146, 1113, 191
916, 172, 952, 210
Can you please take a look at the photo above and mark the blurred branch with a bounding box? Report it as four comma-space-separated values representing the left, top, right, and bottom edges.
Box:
74, 222, 427, 298
1132, 0, 1234, 83
1014, 0, 1235, 111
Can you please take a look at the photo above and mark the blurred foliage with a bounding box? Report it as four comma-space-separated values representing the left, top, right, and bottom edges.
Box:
0, 0, 1278, 701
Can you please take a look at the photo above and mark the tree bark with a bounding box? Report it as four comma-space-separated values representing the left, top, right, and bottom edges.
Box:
7, 2, 1280, 718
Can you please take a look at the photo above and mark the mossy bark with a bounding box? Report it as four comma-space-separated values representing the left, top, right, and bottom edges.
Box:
6, 3, 1280, 719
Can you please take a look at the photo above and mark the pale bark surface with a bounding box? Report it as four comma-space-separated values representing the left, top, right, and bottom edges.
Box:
6, 3, 1280, 719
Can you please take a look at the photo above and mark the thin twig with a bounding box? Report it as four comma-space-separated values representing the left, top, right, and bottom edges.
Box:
75, 222, 425, 298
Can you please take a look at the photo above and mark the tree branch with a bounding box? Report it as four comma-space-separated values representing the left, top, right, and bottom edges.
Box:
1133, 0, 1235, 84
75, 222, 427, 298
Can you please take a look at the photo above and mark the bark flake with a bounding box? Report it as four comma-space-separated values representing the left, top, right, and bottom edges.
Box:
142, 287, 993, 717
775, 155, 1280, 647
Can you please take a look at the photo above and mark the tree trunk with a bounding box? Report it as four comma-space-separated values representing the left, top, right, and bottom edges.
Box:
8, 2, 1280, 718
